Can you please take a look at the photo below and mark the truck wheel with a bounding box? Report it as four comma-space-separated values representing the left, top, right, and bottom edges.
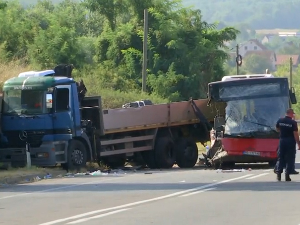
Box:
155, 137, 176, 169
63, 140, 87, 171
175, 138, 198, 168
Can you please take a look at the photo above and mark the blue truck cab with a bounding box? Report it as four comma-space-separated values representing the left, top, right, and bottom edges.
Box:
0, 66, 103, 170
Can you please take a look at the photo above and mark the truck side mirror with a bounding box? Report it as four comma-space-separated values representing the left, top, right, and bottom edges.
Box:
46, 93, 53, 109
290, 88, 297, 104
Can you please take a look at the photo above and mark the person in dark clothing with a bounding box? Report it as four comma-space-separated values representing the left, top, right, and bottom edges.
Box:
274, 148, 299, 174
275, 108, 300, 181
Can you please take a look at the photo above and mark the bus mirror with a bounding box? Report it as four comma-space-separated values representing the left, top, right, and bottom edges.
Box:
289, 88, 297, 104
214, 116, 225, 131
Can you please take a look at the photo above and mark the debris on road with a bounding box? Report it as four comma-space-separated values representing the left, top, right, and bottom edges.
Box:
216, 169, 246, 173
62, 169, 128, 178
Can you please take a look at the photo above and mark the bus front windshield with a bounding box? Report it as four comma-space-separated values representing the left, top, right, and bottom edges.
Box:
224, 96, 289, 136
3, 89, 49, 115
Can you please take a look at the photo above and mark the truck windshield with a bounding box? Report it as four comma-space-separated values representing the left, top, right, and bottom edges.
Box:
3, 89, 48, 115
224, 96, 289, 136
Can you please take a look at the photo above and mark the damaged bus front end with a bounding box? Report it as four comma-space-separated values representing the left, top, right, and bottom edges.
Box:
203, 74, 297, 169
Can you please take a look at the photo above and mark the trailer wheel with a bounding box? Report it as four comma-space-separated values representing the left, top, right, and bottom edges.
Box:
175, 138, 198, 168
63, 140, 87, 171
155, 137, 176, 169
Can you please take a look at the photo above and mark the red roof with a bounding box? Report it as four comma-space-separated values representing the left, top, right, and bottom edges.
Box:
276, 55, 299, 66
244, 50, 276, 60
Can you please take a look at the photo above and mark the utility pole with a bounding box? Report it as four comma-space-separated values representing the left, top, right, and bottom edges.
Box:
236, 44, 242, 75
142, 9, 148, 92
290, 57, 293, 89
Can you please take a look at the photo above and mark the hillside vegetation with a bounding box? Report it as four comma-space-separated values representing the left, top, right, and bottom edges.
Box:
184, 0, 300, 29
0, 0, 239, 108
11, 0, 300, 30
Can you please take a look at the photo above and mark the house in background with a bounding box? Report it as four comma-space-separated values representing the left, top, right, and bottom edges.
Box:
239, 39, 268, 57
238, 39, 276, 71
262, 35, 276, 44
244, 50, 277, 71
276, 55, 300, 69
227, 37, 300, 72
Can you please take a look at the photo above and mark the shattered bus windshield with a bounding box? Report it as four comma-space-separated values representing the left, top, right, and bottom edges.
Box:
207, 78, 290, 136
219, 82, 281, 99
225, 96, 289, 136
3, 89, 48, 115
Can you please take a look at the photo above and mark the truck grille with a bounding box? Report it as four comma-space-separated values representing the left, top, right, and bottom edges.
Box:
3, 130, 45, 148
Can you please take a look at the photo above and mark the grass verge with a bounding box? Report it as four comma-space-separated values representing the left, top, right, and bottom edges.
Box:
0, 166, 66, 185
197, 142, 210, 155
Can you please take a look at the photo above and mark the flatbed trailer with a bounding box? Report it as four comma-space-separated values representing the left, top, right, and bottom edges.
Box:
82, 97, 224, 169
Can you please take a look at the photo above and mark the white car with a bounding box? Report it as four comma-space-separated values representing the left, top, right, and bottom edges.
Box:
122, 100, 153, 108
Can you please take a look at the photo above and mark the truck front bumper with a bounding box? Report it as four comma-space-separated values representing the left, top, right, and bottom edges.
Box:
0, 142, 61, 167
0, 148, 27, 167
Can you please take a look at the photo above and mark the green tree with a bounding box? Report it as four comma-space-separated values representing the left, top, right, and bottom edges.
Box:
275, 63, 300, 115
87, 0, 239, 99
0, 0, 240, 104
243, 54, 273, 74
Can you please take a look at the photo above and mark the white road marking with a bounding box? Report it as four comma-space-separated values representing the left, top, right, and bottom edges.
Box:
38, 174, 253, 225
0, 177, 124, 200
180, 188, 216, 197
246, 173, 269, 180
66, 208, 131, 224
263, 169, 272, 172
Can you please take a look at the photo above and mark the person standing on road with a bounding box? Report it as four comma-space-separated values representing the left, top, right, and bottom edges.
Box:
274, 147, 299, 175
275, 108, 300, 181
274, 111, 299, 175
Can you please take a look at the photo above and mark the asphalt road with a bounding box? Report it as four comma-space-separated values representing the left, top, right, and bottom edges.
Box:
1, 156, 300, 225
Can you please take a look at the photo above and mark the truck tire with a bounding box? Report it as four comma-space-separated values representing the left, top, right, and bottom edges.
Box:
175, 138, 198, 168
155, 137, 176, 169
63, 140, 87, 171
